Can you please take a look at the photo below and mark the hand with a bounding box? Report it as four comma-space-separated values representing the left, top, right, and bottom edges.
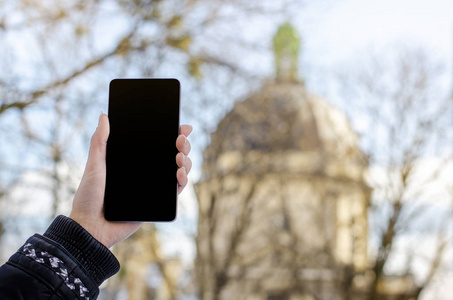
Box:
69, 113, 193, 248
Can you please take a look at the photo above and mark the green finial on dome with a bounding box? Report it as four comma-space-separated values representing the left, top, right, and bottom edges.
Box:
273, 23, 301, 82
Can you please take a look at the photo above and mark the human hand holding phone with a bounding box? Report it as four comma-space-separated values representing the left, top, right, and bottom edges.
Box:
69, 113, 193, 248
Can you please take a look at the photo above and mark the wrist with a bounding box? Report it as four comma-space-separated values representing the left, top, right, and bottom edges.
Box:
68, 213, 110, 248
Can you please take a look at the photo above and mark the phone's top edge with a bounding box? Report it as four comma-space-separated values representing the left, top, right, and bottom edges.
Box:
109, 78, 180, 89
110, 78, 180, 82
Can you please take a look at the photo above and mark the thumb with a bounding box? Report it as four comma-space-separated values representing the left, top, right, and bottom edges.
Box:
86, 113, 110, 172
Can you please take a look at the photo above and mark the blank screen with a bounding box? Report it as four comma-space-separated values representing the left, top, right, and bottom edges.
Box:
104, 79, 180, 221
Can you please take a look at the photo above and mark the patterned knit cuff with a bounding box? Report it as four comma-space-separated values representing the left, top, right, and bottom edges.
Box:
43, 215, 120, 286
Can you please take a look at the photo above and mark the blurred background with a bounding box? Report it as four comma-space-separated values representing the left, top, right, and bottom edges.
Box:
0, 0, 452, 299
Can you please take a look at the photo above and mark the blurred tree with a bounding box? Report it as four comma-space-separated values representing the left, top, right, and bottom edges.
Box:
335, 47, 453, 299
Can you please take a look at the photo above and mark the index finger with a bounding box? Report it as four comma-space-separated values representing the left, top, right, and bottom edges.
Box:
180, 125, 193, 137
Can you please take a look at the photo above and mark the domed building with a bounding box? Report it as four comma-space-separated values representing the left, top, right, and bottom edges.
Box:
195, 24, 371, 300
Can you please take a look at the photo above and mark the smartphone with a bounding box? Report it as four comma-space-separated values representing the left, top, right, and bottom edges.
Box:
104, 78, 180, 222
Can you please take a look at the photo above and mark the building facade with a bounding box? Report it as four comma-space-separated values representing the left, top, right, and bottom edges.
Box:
195, 24, 371, 300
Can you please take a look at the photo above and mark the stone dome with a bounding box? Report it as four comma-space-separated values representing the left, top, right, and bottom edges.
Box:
201, 22, 367, 181
203, 81, 365, 168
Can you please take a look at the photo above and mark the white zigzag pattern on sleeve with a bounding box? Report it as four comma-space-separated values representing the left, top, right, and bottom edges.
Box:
23, 243, 91, 300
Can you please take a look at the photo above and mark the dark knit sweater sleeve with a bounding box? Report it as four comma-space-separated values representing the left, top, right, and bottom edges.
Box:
0, 215, 120, 299
43, 215, 120, 286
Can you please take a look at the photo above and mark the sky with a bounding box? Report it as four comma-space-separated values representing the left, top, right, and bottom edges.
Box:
300, 0, 452, 66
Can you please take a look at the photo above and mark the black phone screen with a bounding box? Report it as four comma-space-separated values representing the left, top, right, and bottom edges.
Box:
104, 78, 180, 222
